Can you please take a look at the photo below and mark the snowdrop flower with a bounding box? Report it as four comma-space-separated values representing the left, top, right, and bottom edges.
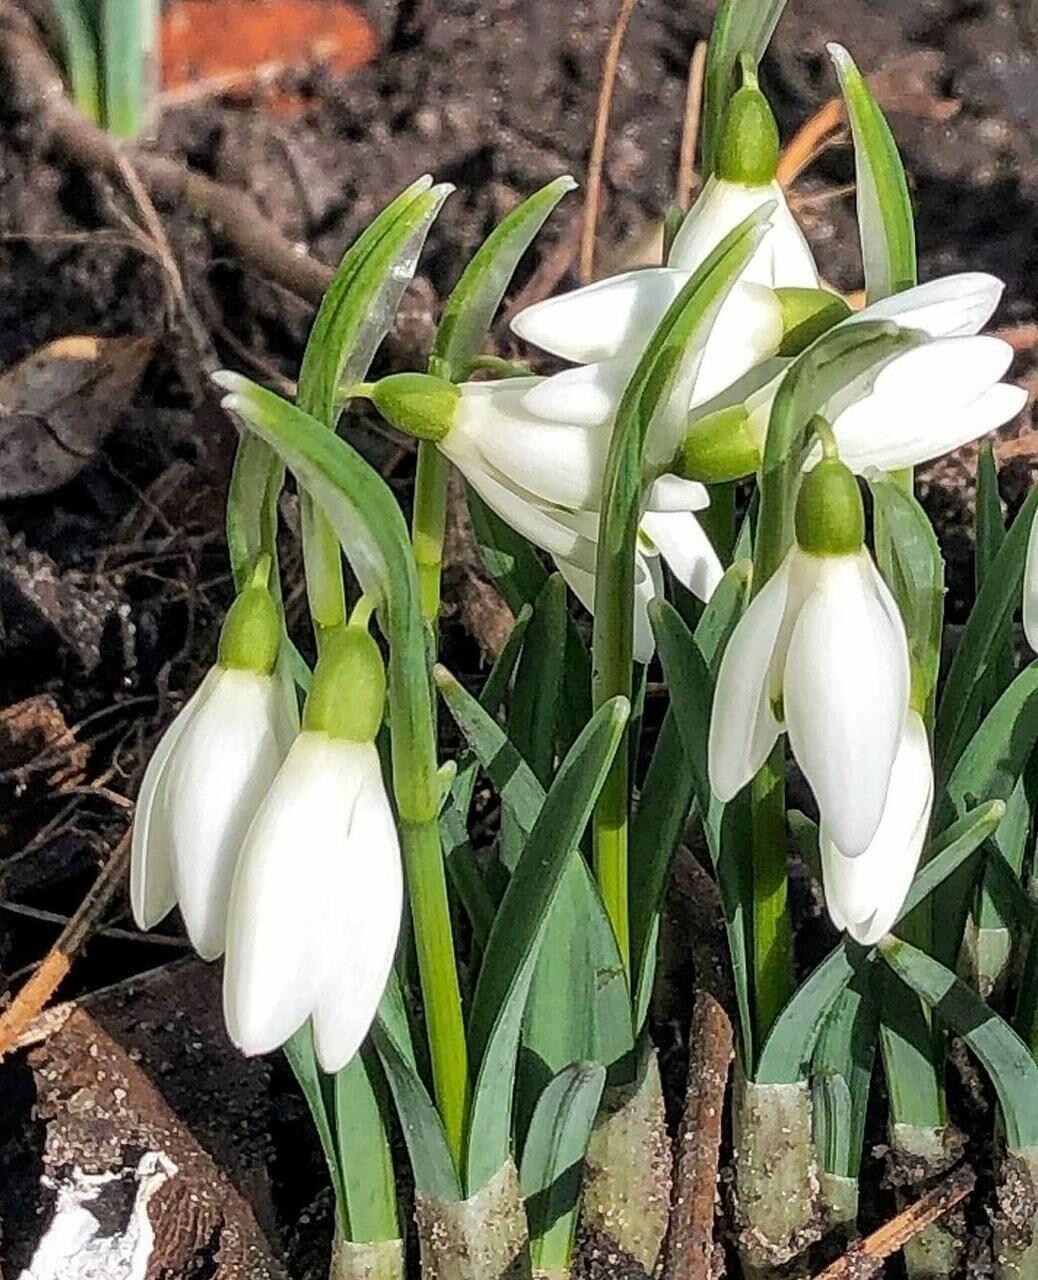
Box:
223, 625, 401, 1074
507, 78, 821, 433
709, 439, 911, 856
821, 709, 933, 945
131, 567, 297, 960
364, 373, 722, 660
680, 273, 1026, 483
1023, 505, 1038, 652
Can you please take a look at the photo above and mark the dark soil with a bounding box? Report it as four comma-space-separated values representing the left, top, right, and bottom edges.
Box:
2, 0, 1038, 1276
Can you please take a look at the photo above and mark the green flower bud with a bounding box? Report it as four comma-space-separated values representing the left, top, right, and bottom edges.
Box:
218, 580, 281, 675
795, 453, 865, 557
716, 83, 780, 185
303, 625, 386, 743
366, 373, 460, 443
674, 404, 761, 484
775, 288, 852, 356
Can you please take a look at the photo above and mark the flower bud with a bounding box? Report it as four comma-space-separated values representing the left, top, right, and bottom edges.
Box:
303, 626, 386, 742
795, 453, 865, 556
366, 373, 460, 442
776, 287, 852, 356
674, 404, 761, 484
716, 82, 780, 185
218, 580, 281, 676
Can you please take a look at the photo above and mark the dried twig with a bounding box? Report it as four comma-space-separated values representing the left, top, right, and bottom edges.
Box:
675, 41, 709, 213
580, 0, 640, 283
996, 323, 1038, 353
777, 98, 847, 188
0, 827, 132, 1059
0, 3, 333, 305
664, 990, 734, 1280
809, 1164, 977, 1280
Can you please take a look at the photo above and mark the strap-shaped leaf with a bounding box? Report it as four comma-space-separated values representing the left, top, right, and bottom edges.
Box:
755, 799, 1004, 1084
880, 937, 1038, 1150
283, 1024, 349, 1218
333, 1050, 400, 1241
431, 176, 576, 382
829, 44, 916, 302
465, 697, 629, 1194
937, 487, 1038, 778
701, 0, 789, 175
869, 472, 943, 727
521, 1063, 606, 1276
812, 973, 877, 1178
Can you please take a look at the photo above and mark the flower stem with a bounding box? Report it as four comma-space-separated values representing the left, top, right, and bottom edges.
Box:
412, 442, 450, 625
400, 815, 470, 1162
750, 743, 791, 1049
593, 759, 631, 972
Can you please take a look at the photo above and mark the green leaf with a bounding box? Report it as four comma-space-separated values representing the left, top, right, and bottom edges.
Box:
936, 488, 1038, 779
829, 44, 916, 302
905, 800, 1006, 918
333, 1050, 400, 1242
431, 176, 577, 382
465, 698, 629, 1194
880, 937, 1038, 1149
702, 0, 789, 175
521, 1063, 606, 1276
812, 973, 877, 1178
51, 0, 101, 123
869, 472, 944, 727
283, 1023, 349, 1219
100, 0, 158, 137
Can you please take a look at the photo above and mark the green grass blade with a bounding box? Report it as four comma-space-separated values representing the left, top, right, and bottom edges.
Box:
431, 176, 576, 382
100, 0, 159, 137
521, 1063, 606, 1276
334, 1050, 400, 1242
880, 937, 1038, 1150
51, 0, 102, 123
812, 973, 878, 1178
829, 44, 916, 302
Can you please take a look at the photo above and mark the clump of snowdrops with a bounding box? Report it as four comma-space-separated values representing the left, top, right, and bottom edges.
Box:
130, 2, 1038, 1277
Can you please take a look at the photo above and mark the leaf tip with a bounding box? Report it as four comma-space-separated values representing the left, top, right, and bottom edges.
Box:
432, 662, 456, 691
826, 41, 853, 71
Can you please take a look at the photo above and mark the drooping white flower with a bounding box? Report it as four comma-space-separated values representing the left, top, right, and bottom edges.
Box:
821, 710, 933, 945
1024, 505, 1038, 653
686, 273, 1025, 481
222, 732, 401, 1073
709, 454, 911, 856
222, 625, 401, 1074
131, 581, 297, 961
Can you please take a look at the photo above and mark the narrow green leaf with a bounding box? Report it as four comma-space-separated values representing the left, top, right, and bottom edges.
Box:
521, 1063, 606, 1275
51, 0, 102, 122
431, 176, 577, 382
904, 800, 1006, 918
510, 573, 567, 786
880, 937, 1038, 1149
829, 44, 916, 302
702, 0, 789, 175
937, 488, 1038, 778
465, 698, 629, 1193
100, 0, 159, 137
283, 1023, 349, 1219
334, 1050, 400, 1242
869, 472, 944, 727
812, 974, 877, 1178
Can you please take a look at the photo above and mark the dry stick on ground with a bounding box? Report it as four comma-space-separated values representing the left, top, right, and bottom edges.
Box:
0, 3, 333, 305
0, 827, 132, 1060
675, 41, 709, 213
809, 1164, 977, 1280
776, 97, 847, 188
580, 0, 640, 283
664, 990, 735, 1280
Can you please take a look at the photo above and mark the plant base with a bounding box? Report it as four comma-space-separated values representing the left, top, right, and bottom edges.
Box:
888, 1124, 967, 1280
962, 918, 1014, 1002
580, 1046, 671, 1276
415, 1160, 531, 1280
732, 1074, 822, 1274
330, 1229, 405, 1280
994, 1145, 1038, 1279
817, 1171, 858, 1242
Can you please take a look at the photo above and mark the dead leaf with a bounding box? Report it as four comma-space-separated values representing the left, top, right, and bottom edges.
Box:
0, 335, 155, 499
0, 693, 89, 792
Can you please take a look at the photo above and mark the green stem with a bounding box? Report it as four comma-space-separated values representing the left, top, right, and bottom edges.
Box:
412, 443, 450, 625
593, 753, 631, 972
750, 744, 791, 1047
401, 816, 471, 1162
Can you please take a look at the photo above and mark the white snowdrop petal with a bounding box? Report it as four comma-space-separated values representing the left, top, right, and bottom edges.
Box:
555, 552, 661, 663
130, 671, 217, 933
1024, 506, 1038, 653
453, 458, 595, 564
708, 555, 794, 801
853, 273, 1004, 338
520, 357, 632, 427
161, 669, 288, 961
223, 732, 362, 1058
312, 756, 402, 1072
784, 554, 910, 857
641, 511, 723, 603
873, 335, 1014, 407
646, 473, 711, 512
820, 711, 933, 945
510, 268, 691, 363
690, 283, 786, 408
